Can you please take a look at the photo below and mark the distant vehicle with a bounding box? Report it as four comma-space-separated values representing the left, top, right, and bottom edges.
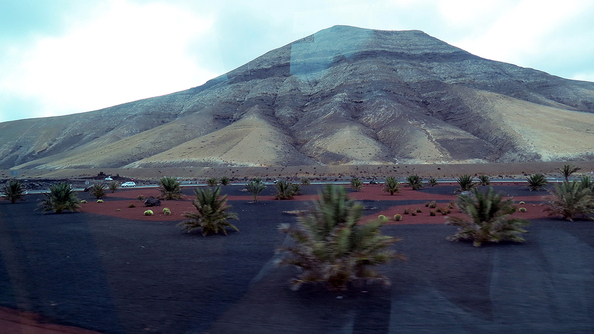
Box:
121, 181, 136, 187
105, 176, 113, 181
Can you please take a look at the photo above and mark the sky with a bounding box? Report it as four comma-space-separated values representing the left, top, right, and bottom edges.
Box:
1, 0, 593, 123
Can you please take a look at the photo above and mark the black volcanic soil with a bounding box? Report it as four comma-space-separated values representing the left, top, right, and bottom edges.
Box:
0, 184, 593, 333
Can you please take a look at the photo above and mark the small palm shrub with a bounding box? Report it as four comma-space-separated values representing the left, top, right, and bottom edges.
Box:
206, 178, 218, 187
128, 204, 136, 208
275, 180, 300, 200
2, 180, 25, 203
478, 175, 490, 186
300, 178, 310, 185
526, 173, 548, 191
403, 208, 411, 214
579, 175, 594, 191
350, 178, 363, 191
394, 214, 402, 221
38, 183, 80, 214
137, 195, 145, 201
180, 186, 239, 236
457, 175, 475, 192
430, 210, 436, 216
278, 185, 404, 291
245, 180, 267, 202
163, 208, 171, 216
545, 181, 594, 221
406, 175, 424, 190
220, 176, 230, 186
428, 177, 438, 187
383, 176, 400, 195
425, 201, 437, 208
559, 164, 581, 182
144, 210, 154, 216
446, 187, 529, 247
159, 177, 182, 200
109, 181, 120, 193
89, 183, 107, 199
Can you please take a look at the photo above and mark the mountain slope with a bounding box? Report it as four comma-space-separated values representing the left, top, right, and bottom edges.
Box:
1, 25, 594, 170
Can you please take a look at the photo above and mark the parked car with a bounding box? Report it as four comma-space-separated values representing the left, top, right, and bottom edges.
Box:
105, 176, 113, 181
121, 182, 136, 187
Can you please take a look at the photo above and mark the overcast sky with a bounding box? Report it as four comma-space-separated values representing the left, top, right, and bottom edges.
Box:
1, 0, 593, 123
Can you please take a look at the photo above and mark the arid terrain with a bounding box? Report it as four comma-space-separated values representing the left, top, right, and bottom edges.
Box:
0, 182, 593, 333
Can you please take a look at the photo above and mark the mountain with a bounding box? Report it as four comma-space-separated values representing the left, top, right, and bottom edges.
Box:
2, 25, 594, 170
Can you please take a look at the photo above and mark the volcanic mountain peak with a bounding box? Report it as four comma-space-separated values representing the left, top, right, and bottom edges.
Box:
1, 25, 594, 170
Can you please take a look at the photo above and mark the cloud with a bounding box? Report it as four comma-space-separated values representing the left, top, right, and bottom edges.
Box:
0, 0, 216, 121
0, 0, 593, 122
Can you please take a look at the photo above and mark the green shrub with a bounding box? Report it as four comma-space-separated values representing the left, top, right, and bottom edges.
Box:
378, 215, 387, 221
2, 180, 25, 203
526, 174, 548, 191
403, 208, 410, 214
406, 175, 424, 190
416, 208, 422, 213
428, 177, 438, 187
350, 178, 363, 191
109, 181, 120, 193
163, 207, 172, 216
278, 185, 404, 291
245, 180, 267, 202
97, 199, 104, 203
478, 175, 490, 186
220, 176, 230, 186
579, 175, 594, 191
394, 214, 402, 221
89, 183, 107, 199
137, 195, 145, 201
519, 201, 525, 205
519, 207, 527, 213
38, 183, 80, 214
300, 178, 311, 185
430, 210, 436, 216
383, 176, 400, 195
456, 175, 475, 192
275, 180, 299, 200
159, 177, 182, 200
180, 186, 239, 236
206, 177, 218, 187
144, 210, 154, 216
128, 204, 136, 208
447, 187, 529, 246
80, 200, 87, 204
545, 181, 594, 221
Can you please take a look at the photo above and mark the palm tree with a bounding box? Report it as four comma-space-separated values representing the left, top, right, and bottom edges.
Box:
2, 180, 25, 203
579, 175, 594, 191
159, 176, 182, 200
478, 175, 490, 186
446, 187, 529, 246
428, 177, 438, 187
180, 186, 239, 236
383, 176, 400, 195
206, 178, 218, 187
350, 178, 363, 191
89, 183, 107, 199
109, 181, 120, 193
456, 175, 475, 192
545, 181, 594, 221
275, 180, 300, 200
38, 183, 80, 214
558, 164, 581, 182
278, 185, 404, 291
526, 173, 548, 191
220, 176, 230, 186
245, 180, 266, 202
406, 175, 424, 190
